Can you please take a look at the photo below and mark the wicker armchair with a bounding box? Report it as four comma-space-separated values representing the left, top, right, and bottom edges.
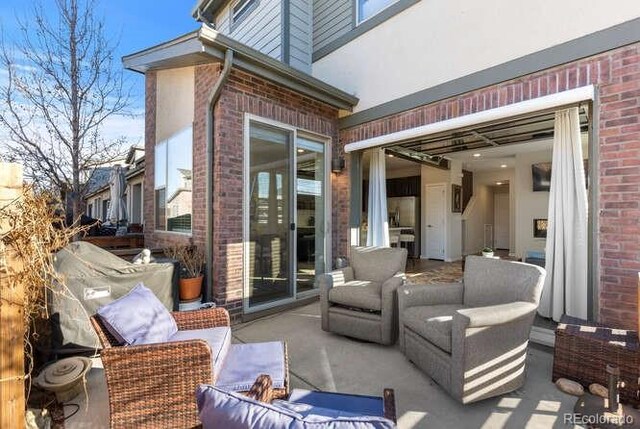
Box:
90, 307, 230, 429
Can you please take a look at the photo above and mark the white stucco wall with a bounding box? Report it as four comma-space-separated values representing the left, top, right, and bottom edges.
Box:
156, 67, 195, 143
313, 0, 640, 113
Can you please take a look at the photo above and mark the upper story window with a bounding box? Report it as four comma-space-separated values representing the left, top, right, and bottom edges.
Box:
231, 0, 258, 27
357, 0, 398, 24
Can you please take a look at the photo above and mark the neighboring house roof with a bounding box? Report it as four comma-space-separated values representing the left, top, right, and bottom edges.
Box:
167, 187, 191, 204
84, 146, 146, 199
126, 155, 145, 180
122, 25, 359, 111
125, 146, 145, 165
85, 167, 113, 196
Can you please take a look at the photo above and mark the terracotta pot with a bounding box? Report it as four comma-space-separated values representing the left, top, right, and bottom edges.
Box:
179, 276, 203, 301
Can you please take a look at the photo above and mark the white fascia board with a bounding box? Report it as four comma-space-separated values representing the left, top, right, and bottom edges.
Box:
344, 85, 595, 153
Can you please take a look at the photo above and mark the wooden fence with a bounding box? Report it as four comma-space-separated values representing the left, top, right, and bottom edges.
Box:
0, 163, 25, 427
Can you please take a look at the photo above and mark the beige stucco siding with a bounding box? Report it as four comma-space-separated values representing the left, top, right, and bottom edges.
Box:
313, 0, 640, 113
156, 66, 195, 143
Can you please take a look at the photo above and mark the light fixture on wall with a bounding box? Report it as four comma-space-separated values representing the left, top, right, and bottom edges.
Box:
332, 156, 345, 174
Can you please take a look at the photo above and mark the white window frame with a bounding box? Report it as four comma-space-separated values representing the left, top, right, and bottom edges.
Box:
356, 0, 399, 24
231, 0, 258, 28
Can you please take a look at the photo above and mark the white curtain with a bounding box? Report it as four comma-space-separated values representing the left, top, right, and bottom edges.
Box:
539, 108, 588, 321
366, 148, 390, 247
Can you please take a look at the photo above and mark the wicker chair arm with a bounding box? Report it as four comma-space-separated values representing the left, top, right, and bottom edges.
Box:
246, 374, 274, 403
100, 339, 214, 428
172, 307, 230, 330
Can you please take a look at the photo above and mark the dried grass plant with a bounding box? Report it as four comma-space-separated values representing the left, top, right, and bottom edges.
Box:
0, 187, 87, 397
163, 245, 205, 279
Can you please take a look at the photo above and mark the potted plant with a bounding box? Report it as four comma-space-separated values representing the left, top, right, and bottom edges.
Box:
482, 247, 494, 258
165, 245, 205, 301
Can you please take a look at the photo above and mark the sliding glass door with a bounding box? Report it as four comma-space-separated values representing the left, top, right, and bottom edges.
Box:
245, 117, 329, 311
247, 123, 293, 307
295, 137, 326, 294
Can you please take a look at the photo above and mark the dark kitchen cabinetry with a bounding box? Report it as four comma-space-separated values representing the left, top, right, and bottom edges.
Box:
363, 176, 420, 211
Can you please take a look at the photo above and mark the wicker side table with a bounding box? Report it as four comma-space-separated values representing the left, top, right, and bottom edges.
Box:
552, 315, 639, 407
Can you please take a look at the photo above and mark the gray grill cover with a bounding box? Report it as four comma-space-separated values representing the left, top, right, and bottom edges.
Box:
51, 242, 176, 350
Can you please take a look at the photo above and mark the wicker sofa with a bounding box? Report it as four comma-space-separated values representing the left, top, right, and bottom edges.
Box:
398, 256, 545, 403
91, 307, 231, 428
319, 246, 407, 345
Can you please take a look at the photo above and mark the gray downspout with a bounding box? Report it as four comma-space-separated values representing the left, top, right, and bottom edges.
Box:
205, 48, 234, 303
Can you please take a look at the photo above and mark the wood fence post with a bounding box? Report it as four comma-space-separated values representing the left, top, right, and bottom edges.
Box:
0, 163, 25, 427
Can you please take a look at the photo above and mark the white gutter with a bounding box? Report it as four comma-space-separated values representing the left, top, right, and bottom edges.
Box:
344, 85, 595, 153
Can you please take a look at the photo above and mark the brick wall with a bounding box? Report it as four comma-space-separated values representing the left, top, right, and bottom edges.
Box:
209, 67, 343, 320
340, 43, 640, 331
146, 64, 344, 321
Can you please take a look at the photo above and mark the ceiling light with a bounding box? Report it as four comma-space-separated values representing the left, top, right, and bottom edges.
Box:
500, 164, 507, 168
473, 153, 481, 158
387, 154, 394, 158
496, 182, 503, 185
297, 149, 304, 153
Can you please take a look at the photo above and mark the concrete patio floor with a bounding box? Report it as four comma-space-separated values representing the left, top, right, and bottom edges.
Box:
67, 302, 581, 428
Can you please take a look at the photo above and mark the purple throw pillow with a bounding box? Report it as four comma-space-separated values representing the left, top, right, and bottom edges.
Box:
97, 283, 177, 345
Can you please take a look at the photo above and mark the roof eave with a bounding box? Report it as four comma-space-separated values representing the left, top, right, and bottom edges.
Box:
121, 26, 358, 111
191, 0, 223, 22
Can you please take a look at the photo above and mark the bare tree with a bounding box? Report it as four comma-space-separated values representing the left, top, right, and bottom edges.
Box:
0, 0, 131, 221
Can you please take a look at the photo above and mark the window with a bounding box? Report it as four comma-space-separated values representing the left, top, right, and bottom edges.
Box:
102, 199, 110, 221
154, 127, 193, 233
357, 0, 397, 23
231, 0, 257, 26
87, 203, 93, 217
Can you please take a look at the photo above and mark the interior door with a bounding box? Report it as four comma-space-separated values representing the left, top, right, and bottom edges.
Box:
425, 184, 446, 260
494, 191, 510, 250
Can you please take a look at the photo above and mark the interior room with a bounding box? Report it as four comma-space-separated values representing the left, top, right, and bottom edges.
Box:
359, 107, 590, 263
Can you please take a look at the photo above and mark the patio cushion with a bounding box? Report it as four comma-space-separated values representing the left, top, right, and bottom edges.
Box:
216, 342, 286, 392
350, 246, 406, 283
96, 283, 178, 345
196, 384, 396, 429
402, 305, 466, 353
169, 327, 231, 380
329, 281, 382, 311
286, 389, 384, 418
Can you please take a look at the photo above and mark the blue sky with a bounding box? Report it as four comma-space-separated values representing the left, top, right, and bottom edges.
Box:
0, 0, 200, 145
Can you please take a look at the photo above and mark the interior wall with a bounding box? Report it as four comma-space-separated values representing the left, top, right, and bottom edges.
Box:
464, 169, 515, 254
493, 185, 510, 249
514, 149, 552, 257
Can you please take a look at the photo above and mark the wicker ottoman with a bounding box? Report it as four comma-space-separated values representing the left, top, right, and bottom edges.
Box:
216, 341, 289, 400
552, 315, 639, 407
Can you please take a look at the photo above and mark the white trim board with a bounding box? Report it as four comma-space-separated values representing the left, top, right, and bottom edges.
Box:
344, 85, 595, 153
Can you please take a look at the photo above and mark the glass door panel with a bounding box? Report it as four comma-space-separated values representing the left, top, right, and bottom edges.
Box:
248, 123, 293, 307
295, 136, 326, 294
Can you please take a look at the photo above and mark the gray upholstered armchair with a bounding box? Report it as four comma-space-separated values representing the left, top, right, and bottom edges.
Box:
319, 246, 408, 345
398, 256, 545, 404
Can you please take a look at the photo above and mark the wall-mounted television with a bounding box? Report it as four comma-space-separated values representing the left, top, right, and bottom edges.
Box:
531, 160, 589, 192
